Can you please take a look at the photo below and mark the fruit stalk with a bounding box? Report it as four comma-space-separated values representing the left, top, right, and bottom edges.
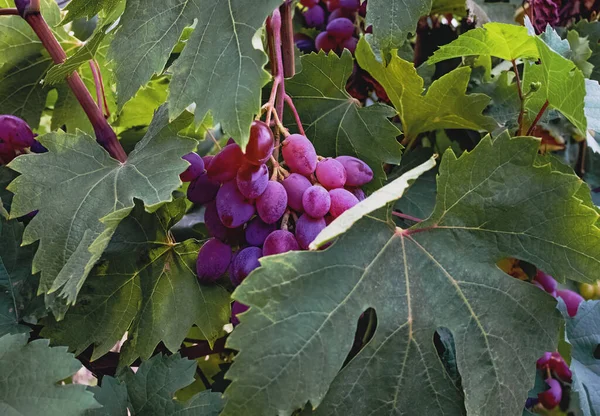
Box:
18, 8, 127, 162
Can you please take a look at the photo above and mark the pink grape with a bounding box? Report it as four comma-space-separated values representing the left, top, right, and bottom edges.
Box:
316, 158, 347, 189
341, 37, 358, 54
282, 173, 312, 212
326, 18, 355, 40
180, 152, 205, 182
315, 32, 338, 52
304, 5, 325, 27
187, 173, 220, 205
207, 143, 244, 182
245, 120, 274, 165
197, 238, 232, 283
0, 115, 35, 149
231, 246, 262, 286
329, 188, 358, 218
336, 156, 373, 186
236, 163, 269, 199
556, 289, 584, 317
282, 134, 317, 175
257, 181, 288, 224
347, 187, 365, 201
534, 270, 557, 294
204, 201, 228, 241
302, 185, 331, 218
295, 214, 326, 249
245, 217, 276, 247
231, 301, 249, 326
538, 378, 562, 409
216, 181, 255, 228
263, 230, 300, 256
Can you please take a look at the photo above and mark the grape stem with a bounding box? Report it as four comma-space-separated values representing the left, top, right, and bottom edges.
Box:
526, 100, 549, 136
392, 212, 422, 223
266, 8, 287, 160
20, 11, 127, 162
512, 59, 527, 134
284, 94, 305, 135
0, 7, 19, 15
89, 60, 110, 118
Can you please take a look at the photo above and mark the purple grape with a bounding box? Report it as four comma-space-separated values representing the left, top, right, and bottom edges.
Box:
216, 181, 256, 228
329, 188, 359, 218
326, 18, 355, 40
282, 173, 312, 212
197, 238, 232, 283
231, 301, 249, 326
231, 247, 263, 286
304, 5, 325, 27
300, 0, 319, 6
336, 156, 373, 186
187, 173, 220, 205
295, 35, 316, 54
339, 0, 360, 10
263, 230, 300, 256
347, 187, 365, 201
534, 270, 557, 294
245, 217, 276, 246
282, 134, 318, 175
315, 31, 339, 52
207, 143, 244, 183
537, 352, 552, 369
556, 289, 583, 317
245, 120, 274, 165
316, 158, 347, 189
180, 152, 205, 182
204, 201, 228, 241
538, 378, 562, 409
0, 115, 35, 149
236, 163, 269, 199
295, 214, 326, 249
302, 185, 331, 218
256, 181, 288, 224
30, 140, 47, 153
341, 37, 358, 54
328, 8, 353, 22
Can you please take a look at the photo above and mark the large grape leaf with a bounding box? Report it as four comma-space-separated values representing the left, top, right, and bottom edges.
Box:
428, 22, 539, 64
573, 20, 600, 82
41, 199, 231, 365
7, 107, 196, 314
221, 132, 600, 416
0, 333, 100, 415
564, 300, 600, 415
110, 0, 281, 149
285, 50, 402, 191
356, 39, 497, 143
89, 354, 224, 415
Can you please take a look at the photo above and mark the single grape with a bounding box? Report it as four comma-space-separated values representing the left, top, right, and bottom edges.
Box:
304, 5, 326, 27
326, 18, 355, 40
263, 230, 300, 256
0, 115, 35, 149
316, 158, 347, 189
187, 173, 220, 205
295, 34, 316, 54
180, 152, 205, 182
326, 0, 341, 11
328, 8, 353, 22
341, 37, 358, 54
556, 289, 583, 317
237, 163, 269, 199
256, 181, 288, 224
538, 378, 562, 409
30, 140, 47, 153
300, 0, 319, 6
579, 282, 595, 299
536, 352, 552, 369
282, 134, 317, 175
534, 270, 557, 295
204, 201, 229, 241
336, 156, 373, 186
245, 120, 274, 165
231, 246, 263, 286
202, 155, 214, 167
549, 352, 572, 381
329, 188, 358, 218
315, 31, 338, 52
339, 0, 360, 10
216, 181, 256, 228
347, 187, 365, 201
245, 217, 276, 246
302, 185, 331, 218
295, 214, 326, 249
231, 301, 250, 326
196, 238, 232, 283
207, 143, 244, 183
595, 280, 600, 297
282, 173, 312, 212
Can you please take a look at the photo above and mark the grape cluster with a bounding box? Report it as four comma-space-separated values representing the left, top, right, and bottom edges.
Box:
0, 115, 46, 165
180, 121, 373, 324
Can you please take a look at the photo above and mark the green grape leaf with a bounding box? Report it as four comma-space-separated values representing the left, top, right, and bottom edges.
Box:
41, 199, 231, 364
356, 38, 497, 143
431, 0, 466, 14
85, 377, 128, 416
566, 30, 594, 78
472, 70, 520, 127
585, 79, 600, 133
563, 300, 600, 415
7, 107, 196, 313
0, 333, 100, 415
573, 20, 600, 82
469, 0, 521, 25
222, 132, 600, 416
285, 50, 403, 191
62, 0, 124, 23
427, 22, 539, 64
113, 77, 169, 131
110, 0, 281, 149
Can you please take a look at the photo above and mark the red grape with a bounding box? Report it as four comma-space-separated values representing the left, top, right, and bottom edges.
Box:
263, 230, 300, 256
316, 157, 347, 189
295, 214, 326, 249
336, 156, 373, 186
282, 173, 312, 212
187, 173, 220, 205
245, 120, 274, 165
556, 289, 583, 317
326, 18, 355, 40
231, 301, 249, 326
302, 185, 331, 218
328, 8, 354, 22
537, 352, 552, 369
304, 5, 326, 27
329, 188, 359, 218
236, 163, 269, 199
216, 181, 256, 228
245, 217, 276, 247
538, 378, 562, 409
300, 0, 319, 6
197, 238, 232, 283
180, 152, 205, 182
231, 246, 263, 286
0, 114, 35, 149
207, 143, 244, 182
256, 181, 288, 224
549, 352, 572, 381
315, 31, 339, 52
282, 134, 317, 175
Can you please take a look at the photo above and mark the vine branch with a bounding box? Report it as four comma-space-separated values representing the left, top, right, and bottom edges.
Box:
0, 7, 18, 15
526, 100, 549, 136
512, 59, 527, 134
